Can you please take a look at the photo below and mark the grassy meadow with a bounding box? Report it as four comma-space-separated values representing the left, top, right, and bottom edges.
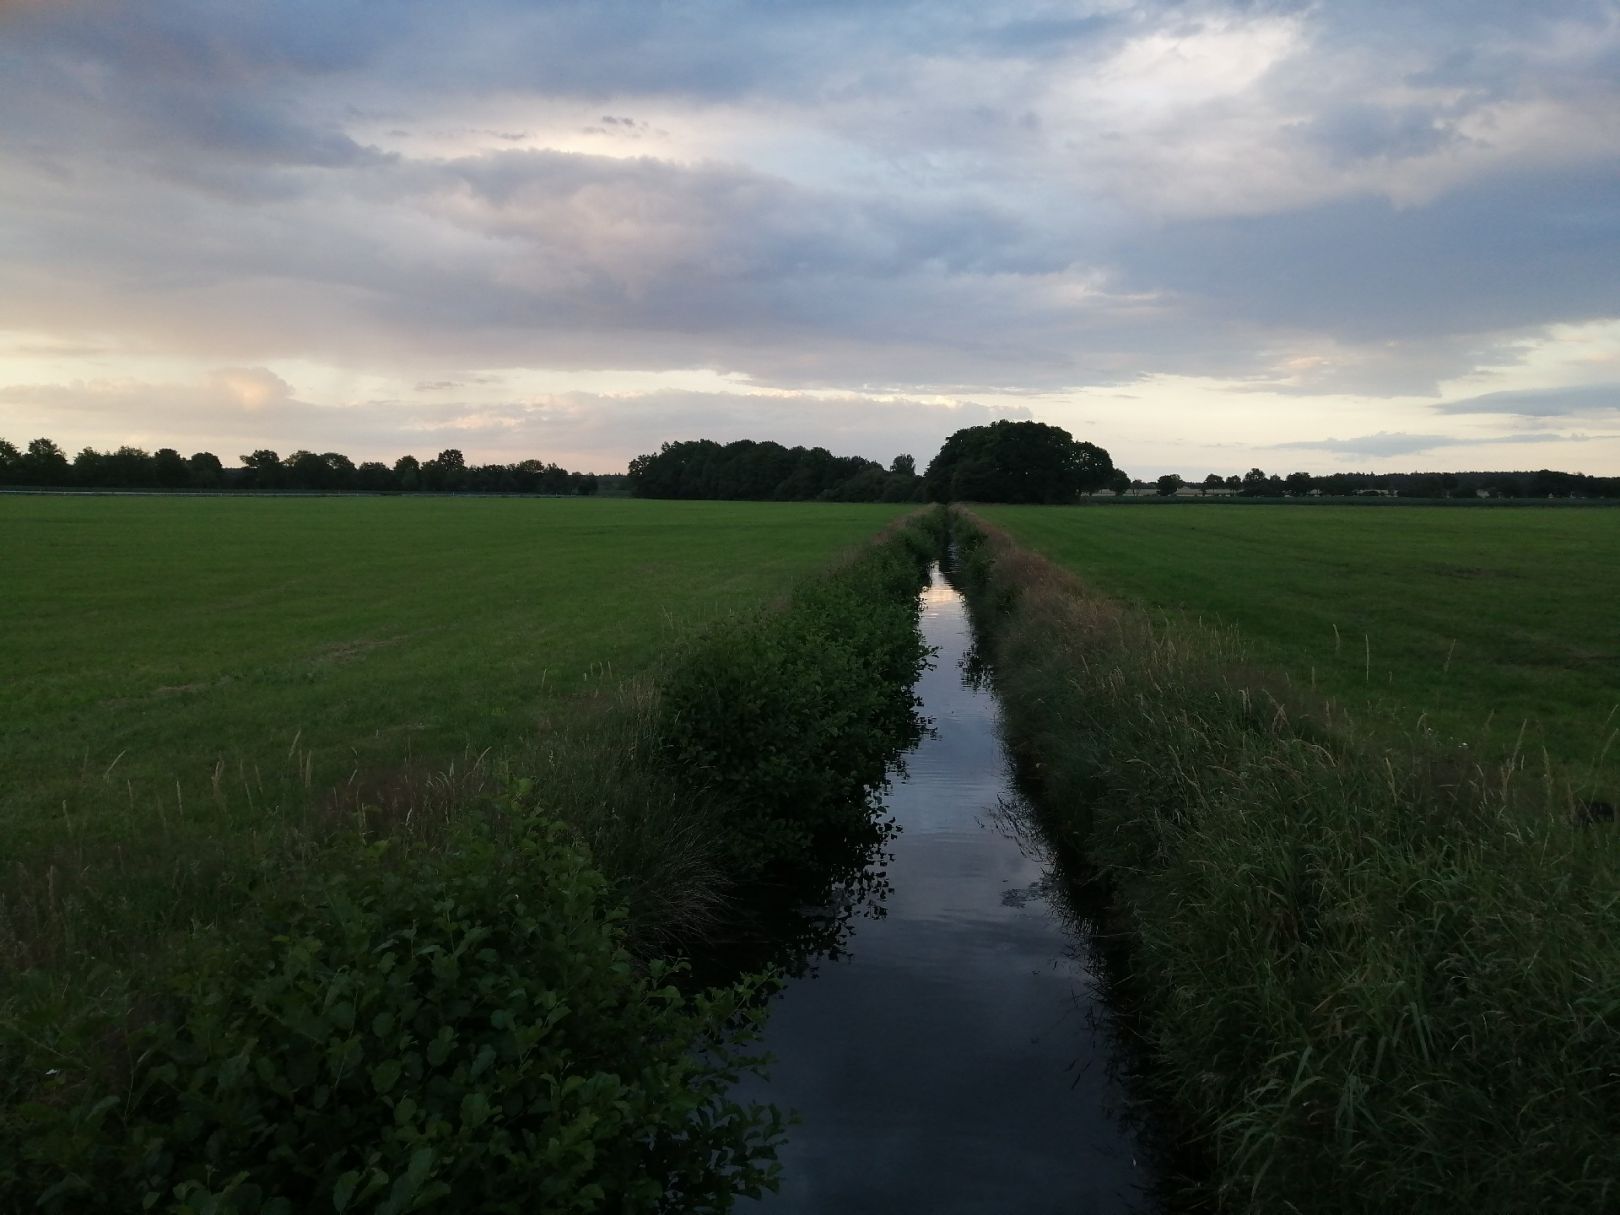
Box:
977, 503, 1620, 794
3, 496, 908, 838
1, 495, 911, 968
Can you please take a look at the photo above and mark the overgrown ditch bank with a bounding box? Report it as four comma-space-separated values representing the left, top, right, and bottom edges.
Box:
950, 509, 1619, 1214
2, 511, 943, 1212
729, 558, 1167, 1213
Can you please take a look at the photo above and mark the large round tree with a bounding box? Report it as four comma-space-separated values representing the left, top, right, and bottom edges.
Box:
924, 420, 1115, 503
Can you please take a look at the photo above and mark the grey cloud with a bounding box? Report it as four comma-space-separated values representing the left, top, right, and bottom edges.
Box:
6, 0, 401, 83
1433, 383, 1620, 417
1115, 162, 1620, 366
2, 0, 1619, 457
414, 375, 504, 392
981, 12, 1122, 57
1301, 103, 1461, 165
2, 136, 1133, 390
1269, 430, 1580, 457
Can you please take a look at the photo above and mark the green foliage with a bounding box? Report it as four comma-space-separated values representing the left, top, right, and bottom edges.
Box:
6, 818, 784, 1213
626, 438, 923, 503
657, 514, 941, 877
923, 420, 1114, 504
0, 434, 600, 495
953, 511, 1620, 1214
974, 503, 1620, 788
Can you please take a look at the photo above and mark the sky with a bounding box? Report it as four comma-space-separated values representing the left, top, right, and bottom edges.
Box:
2, 0, 1618, 478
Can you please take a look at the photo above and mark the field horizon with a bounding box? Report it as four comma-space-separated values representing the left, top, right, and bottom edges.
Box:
978, 503, 1619, 798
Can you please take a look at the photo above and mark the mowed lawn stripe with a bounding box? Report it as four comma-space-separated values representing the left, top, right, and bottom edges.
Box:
976, 504, 1620, 789
2, 496, 911, 851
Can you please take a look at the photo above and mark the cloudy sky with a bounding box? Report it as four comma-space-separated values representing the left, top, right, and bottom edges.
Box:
2, 0, 1618, 476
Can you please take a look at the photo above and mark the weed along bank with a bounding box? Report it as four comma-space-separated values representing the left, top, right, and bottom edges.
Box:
729, 558, 1168, 1213
949, 508, 1619, 1215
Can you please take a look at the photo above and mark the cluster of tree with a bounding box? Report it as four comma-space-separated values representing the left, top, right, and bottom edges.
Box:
924, 421, 1118, 503
1145, 467, 1620, 499
626, 439, 926, 502
0, 438, 600, 495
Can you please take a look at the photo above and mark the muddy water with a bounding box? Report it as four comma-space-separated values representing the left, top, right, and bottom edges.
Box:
737, 564, 1161, 1214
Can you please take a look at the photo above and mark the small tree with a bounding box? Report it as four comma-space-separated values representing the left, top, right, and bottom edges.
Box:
432, 449, 467, 491
889, 454, 916, 476
1156, 473, 1183, 497
73, 447, 110, 486
153, 448, 189, 488
188, 452, 224, 488
320, 452, 357, 490
393, 454, 420, 492
240, 450, 283, 489
23, 438, 70, 486
356, 461, 395, 491
286, 450, 326, 490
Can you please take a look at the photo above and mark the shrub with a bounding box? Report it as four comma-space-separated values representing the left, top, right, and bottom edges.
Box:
6, 815, 783, 1213
656, 516, 938, 878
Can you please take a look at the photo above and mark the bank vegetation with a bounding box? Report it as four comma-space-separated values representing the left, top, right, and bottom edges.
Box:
953, 509, 1617, 1214
2, 510, 944, 1212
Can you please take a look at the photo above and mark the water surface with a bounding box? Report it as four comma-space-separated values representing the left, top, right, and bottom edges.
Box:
738, 564, 1160, 1214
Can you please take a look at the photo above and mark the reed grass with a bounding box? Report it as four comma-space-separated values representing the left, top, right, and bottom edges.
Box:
954, 510, 1619, 1213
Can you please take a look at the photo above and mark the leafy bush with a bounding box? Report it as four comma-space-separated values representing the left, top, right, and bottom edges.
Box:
657, 516, 938, 877
7, 815, 783, 1213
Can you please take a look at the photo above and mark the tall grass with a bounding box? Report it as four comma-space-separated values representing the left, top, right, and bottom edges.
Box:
1, 510, 943, 1211
953, 510, 1619, 1213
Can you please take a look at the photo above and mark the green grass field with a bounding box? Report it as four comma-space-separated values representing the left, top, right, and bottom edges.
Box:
976, 504, 1619, 792
2, 495, 910, 860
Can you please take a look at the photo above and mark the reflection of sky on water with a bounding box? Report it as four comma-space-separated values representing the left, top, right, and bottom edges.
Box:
737, 566, 1158, 1215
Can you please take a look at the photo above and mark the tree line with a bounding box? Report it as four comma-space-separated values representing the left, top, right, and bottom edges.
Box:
1148, 467, 1620, 499
9, 430, 1615, 503
627, 439, 927, 502
0, 438, 601, 495
628, 422, 1125, 505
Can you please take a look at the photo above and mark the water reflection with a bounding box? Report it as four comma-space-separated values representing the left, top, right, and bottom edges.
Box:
736, 564, 1162, 1214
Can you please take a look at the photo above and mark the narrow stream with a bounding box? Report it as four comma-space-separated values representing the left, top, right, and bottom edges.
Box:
737, 563, 1162, 1213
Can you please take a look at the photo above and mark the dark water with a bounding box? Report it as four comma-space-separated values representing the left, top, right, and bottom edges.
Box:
737, 564, 1161, 1214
